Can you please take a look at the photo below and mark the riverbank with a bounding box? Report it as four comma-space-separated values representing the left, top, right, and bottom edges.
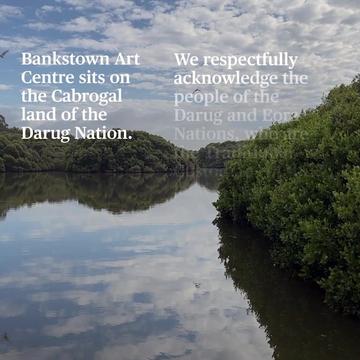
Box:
215, 75, 360, 317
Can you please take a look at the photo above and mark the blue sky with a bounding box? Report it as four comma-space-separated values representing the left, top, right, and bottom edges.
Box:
0, 0, 359, 148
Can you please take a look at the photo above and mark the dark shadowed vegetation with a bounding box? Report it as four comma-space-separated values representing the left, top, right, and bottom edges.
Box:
0, 123, 196, 173
197, 140, 247, 168
216, 76, 360, 316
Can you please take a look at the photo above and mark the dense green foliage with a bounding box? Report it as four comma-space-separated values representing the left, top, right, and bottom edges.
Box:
0, 128, 66, 171
197, 140, 247, 168
0, 125, 196, 173
66, 131, 196, 173
216, 76, 360, 316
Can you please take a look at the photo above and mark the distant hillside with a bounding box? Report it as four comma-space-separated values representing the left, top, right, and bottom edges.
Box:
197, 141, 247, 168
0, 122, 196, 173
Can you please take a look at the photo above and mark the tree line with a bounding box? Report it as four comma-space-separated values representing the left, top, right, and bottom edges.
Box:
0, 115, 244, 172
0, 122, 196, 173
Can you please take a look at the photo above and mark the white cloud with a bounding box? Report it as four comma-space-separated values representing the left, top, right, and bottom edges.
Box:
2, 0, 360, 147
61, 16, 101, 32
0, 5, 22, 22
35, 5, 62, 18
27, 22, 54, 31
0, 84, 12, 91
0, 36, 44, 51
56, 0, 133, 11
328, 0, 360, 8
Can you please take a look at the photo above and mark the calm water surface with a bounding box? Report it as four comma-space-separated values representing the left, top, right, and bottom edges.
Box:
0, 171, 359, 359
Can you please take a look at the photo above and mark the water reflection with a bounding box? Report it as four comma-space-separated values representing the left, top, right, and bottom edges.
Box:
0, 171, 271, 359
0, 172, 199, 220
0, 172, 359, 359
195, 169, 223, 191
217, 219, 360, 360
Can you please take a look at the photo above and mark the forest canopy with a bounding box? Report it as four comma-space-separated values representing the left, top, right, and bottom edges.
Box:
0, 123, 196, 173
0, 115, 245, 172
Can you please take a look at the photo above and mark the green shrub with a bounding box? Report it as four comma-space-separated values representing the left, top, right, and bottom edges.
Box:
215, 76, 360, 316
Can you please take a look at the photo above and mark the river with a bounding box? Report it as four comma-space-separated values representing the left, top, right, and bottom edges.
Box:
0, 171, 359, 359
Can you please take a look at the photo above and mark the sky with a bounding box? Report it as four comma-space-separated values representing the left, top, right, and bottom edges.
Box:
0, 0, 359, 149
